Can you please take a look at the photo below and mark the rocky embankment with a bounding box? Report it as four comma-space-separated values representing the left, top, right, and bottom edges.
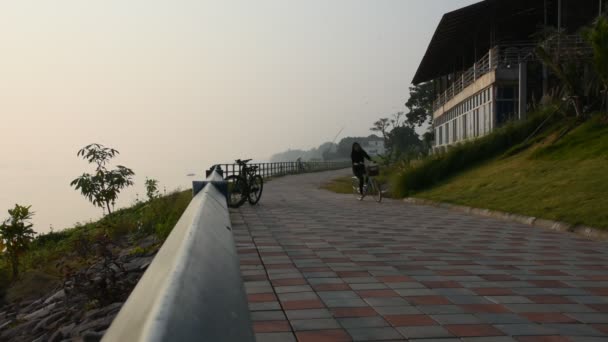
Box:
0, 237, 158, 342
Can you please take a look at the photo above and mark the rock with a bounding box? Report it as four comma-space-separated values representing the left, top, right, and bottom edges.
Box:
48, 329, 64, 342
23, 303, 57, 321
44, 289, 66, 304
32, 333, 49, 342
124, 256, 154, 272
82, 330, 105, 342
34, 311, 65, 332
73, 315, 114, 335
84, 302, 123, 320
0, 319, 13, 331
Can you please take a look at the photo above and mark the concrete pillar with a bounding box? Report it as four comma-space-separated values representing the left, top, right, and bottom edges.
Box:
519, 62, 528, 120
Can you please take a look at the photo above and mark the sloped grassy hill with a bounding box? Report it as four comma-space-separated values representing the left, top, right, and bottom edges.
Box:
417, 117, 608, 229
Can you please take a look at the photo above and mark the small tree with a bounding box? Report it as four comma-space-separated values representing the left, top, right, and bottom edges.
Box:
145, 178, 160, 201
0, 205, 36, 278
71, 143, 135, 215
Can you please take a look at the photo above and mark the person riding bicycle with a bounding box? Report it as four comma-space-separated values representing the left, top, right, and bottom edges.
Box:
351, 142, 372, 198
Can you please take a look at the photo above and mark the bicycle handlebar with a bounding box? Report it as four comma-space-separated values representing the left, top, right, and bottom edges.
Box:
235, 159, 252, 165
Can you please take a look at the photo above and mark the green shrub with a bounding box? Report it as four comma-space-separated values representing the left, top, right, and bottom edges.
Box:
394, 107, 560, 197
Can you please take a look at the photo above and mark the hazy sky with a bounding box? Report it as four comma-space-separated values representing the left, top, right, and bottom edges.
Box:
0, 0, 478, 232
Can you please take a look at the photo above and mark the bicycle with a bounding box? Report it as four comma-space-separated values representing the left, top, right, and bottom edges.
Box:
351, 163, 382, 203
226, 159, 264, 208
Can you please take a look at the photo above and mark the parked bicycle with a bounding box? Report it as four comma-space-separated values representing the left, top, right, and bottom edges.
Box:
351, 163, 382, 203
226, 159, 264, 208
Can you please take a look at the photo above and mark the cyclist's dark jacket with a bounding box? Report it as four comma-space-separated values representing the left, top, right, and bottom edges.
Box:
351, 150, 372, 164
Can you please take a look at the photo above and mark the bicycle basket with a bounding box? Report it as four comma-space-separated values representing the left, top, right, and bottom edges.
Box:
366, 165, 379, 176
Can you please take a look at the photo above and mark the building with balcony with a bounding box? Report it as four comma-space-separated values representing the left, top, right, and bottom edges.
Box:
413, 0, 602, 152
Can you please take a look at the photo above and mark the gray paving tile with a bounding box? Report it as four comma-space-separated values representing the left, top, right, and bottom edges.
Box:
255, 332, 296, 342
431, 314, 483, 324
567, 313, 608, 323
291, 318, 341, 331
397, 326, 454, 339
347, 327, 403, 341
285, 309, 332, 320
495, 323, 558, 336
474, 313, 531, 324
364, 297, 410, 307
544, 323, 607, 336
323, 298, 369, 308
338, 316, 389, 329
250, 310, 286, 321
374, 306, 422, 315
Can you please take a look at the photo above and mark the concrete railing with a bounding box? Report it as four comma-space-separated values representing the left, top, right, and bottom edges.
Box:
103, 167, 254, 342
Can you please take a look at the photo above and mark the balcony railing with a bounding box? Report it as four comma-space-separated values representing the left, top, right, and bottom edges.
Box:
431, 34, 591, 112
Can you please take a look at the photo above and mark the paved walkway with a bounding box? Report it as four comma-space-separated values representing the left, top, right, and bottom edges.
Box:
231, 169, 608, 342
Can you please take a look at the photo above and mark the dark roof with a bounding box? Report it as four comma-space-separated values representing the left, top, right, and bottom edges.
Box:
412, 0, 599, 84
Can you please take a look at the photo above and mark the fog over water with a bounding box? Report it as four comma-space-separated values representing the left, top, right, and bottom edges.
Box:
0, 0, 478, 233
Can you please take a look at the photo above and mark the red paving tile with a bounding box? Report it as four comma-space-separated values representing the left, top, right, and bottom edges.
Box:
527, 296, 575, 304
461, 304, 511, 313
282, 300, 325, 310
253, 321, 291, 333
515, 337, 572, 342
336, 271, 370, 277
377, 275, 413, 283
592, 324, 608, 334
445, 324, 505, 337
384, 314, 438, 326
314, 284, 351, 291
473, 288, 514, 296
296, 329, 352, 342
520, 313, 579, 323
248, 293, 277, 303
406, 296, 451, 305
272, 278, 308, 286
588, 304, 608, 312
481, 274, 519, 281
437, 270, 472, 276
422, 281, 462, 288
265, 264, 296, 269
529, 280, 570, 288
331, 307, 377, 318
586, 288, 608, 296
356, 290, 399, 298
243, 274, 268, 281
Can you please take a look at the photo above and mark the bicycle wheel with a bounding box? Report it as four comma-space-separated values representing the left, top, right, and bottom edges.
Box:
247, 175, 264, 205
351, 177, 362, 198
226, 175, 247, 208
368, 178, 382, 203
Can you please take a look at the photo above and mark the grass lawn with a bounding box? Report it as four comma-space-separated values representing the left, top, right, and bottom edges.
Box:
416, 118, 608, 229
321, 176, 354, 194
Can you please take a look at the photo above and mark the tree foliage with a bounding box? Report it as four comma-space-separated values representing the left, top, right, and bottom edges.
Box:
583, 15, 608, 113
145, 178, 160, 201
71, 143, 135, 215
0, 204, 36, 277
405, 82, 435, 127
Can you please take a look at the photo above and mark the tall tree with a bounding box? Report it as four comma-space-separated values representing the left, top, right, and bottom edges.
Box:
405, 82, 435, 127
370, 118, 391, 147
0, 204, 36, 277
387, 125, 423, 157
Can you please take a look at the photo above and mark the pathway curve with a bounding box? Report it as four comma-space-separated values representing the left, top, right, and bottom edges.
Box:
231, 169, 608, 342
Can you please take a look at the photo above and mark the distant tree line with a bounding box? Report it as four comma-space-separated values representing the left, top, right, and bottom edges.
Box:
270, 135, 383, 162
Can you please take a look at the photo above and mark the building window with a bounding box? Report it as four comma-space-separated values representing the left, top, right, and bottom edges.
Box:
463, 114, 468, 139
